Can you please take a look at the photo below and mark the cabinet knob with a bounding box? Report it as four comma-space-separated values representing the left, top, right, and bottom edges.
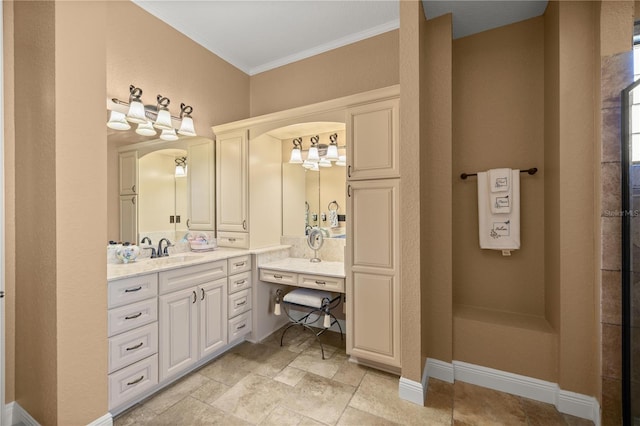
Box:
131, 196, 136, 205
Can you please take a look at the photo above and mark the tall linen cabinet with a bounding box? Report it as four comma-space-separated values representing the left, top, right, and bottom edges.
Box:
346, 97, 401, 369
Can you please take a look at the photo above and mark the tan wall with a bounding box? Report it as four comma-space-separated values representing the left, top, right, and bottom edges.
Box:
3, 0, 15, 404
452, 17, 545, 316
398, 0, 423, 383
249, 30, 399, 117
421, 13, 453, 364
107, 1, 250, 240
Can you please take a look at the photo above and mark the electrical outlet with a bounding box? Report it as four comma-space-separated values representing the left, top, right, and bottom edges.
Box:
169, 215, 175, 223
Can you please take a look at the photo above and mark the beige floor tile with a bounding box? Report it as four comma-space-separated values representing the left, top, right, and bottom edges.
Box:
337, 406, 401, 425
268, 324, 316, 353
252, 347, 300, 378
289, 347, 342, 378
198, 352, 254, 386
425, 378, 454, 421
298, 417, 329, 426
282, 372, 356, 424
349, 372, 451, 425
453, 381, 527, 426
152, 396, 250, 425
274, 366, 307, 387
141, 372, 211, 414
190, 377, 231, 405
332, 359, 369, 387
259, 406, 304, 425
113, 404, 158, 426
520, 397, 567, 426
213, 373, 293, 424
563, 413, 595, 426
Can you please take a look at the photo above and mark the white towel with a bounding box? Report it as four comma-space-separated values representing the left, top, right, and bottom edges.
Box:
329, 210, 339, 228
489, 168, 512, 214
489, 168, 511, 192
478, 170, 520, 251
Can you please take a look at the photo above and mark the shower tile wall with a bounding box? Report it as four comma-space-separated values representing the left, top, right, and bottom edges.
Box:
601, 50, 633, 426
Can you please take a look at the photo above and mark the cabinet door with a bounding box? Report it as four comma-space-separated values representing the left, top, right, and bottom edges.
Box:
187, 139, 215, 230
119, 195, 138, 244
216, 130, 248, 232
199, 278, 228, 359
346, 98, 399, 181
159, 287, 198, 382
346, 179, 400, 368
119, 151, 138, 194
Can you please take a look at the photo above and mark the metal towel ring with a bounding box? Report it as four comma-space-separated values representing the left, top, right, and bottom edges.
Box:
328, 200, 339, 212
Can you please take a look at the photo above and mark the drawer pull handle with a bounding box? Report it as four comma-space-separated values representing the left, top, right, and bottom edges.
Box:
125, 312, 142, 320
127, 375, 144, 386
315, 280, 326, 285
126, 342, 144, 351
234, 261, 245, 267
193, 291, 197, 304
236, 300, 247, 307
228, 238, 237, 242
201, 288, 205, 301
242, 220, 247, 230
237, 323, 246, 330
235, 279, 246, 286
273, 274, 283, 279
124, 286, 142, 293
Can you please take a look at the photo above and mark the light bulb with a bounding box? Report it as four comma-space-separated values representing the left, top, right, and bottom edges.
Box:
319, 158, 332, 168
336, 155, 346, 166
175, 165, 186, 177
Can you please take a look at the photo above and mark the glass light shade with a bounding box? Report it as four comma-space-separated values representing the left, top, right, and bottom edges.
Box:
175, 165, 186, 177
107, 110, 131, 130
309, 162, 320, 172
178, 116, 196, 136
160, 128, 178, 141
154, 108, 174, 130
302, 160, 314, 169
326, 144, 339, 161
289, 148, 303, 164
126, 99, 147, 124
318, 158, 332, 168
307, 146, 320, 162
135, 120, 156, 136
336, 155, 346, 166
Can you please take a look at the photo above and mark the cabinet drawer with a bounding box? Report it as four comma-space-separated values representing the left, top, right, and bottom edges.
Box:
108, 354, 158, 411
109, 323, 158, 374
108, 298, 157, 337
228, 255, 251, 275
298, 274, 345, 292
228, 310, 252, 341
159, 260, 227, 295
259, 269, 298, 286
109, 274, 158, 309
228, 271, 251, 294
228, 289, 251, 318
217, 231, 249, 249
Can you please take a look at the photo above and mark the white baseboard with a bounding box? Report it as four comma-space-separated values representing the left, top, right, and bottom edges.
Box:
421, 359, 600, 426
398, 377, 425, 405
6, 401, 39, 426
87, 413, 113, 426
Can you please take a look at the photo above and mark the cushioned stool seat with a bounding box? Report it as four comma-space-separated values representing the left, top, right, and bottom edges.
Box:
276, 287, 343, 359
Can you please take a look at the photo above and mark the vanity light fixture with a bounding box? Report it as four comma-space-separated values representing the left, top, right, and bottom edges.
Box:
326, 133, 339, 161
335, 155, 346, 167
307, 135, 320, 163
289, 137, 303, 164
107, 84, 198, 139
318, 158, 332, 168
175, 157, 187, 177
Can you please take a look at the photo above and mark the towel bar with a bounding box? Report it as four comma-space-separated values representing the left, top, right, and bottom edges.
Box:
460, 167, 538, 180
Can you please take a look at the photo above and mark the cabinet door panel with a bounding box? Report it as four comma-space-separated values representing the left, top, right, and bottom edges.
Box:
119, 151, 138, 194
216, 130, 248, 232
200, 279, 228, 358
187, 139, 215, 230
347, 99, 399, 180
119, 195, 138, 244
159, 288, 198, 381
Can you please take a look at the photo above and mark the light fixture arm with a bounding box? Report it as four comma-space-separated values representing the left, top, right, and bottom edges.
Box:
292, 137, 302, 150
310, 135, 319, 147
129, 85, 143, 103
180, 103, 194, 118
329, 133, 338, 146
156, 95, 170, 109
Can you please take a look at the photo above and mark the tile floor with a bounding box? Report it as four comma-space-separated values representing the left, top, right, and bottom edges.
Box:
115, 326, 594, 425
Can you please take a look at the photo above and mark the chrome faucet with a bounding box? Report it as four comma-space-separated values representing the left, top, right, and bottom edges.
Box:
157, 238, 172, 257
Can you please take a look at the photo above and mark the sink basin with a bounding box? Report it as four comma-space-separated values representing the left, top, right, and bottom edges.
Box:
150, 255, 204, 265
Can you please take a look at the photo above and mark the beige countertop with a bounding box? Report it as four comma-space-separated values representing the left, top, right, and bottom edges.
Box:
107, 245, 290, 281
259, 257, 345, 278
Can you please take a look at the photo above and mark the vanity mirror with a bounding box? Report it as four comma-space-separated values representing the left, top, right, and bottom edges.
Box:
278, 124, 346, 238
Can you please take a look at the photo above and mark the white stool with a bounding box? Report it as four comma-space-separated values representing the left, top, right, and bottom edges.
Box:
275, 288, 343, 359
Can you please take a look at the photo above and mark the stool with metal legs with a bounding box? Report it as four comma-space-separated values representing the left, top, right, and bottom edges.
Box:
274, 288, 343, 359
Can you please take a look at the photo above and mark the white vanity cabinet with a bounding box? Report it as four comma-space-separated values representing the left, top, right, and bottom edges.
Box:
107, 273, 159, 410
187, 138, 215, 231
158, 260, 228, 382
227, 255, 253, 341
216, 130, 248, 242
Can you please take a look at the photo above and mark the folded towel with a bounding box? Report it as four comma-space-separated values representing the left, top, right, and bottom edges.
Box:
329, 210, 339, 228
478, 170, 520, 251
489, 168, 511, 193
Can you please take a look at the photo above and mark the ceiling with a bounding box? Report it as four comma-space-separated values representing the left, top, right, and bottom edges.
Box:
133, 0, 548, 76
